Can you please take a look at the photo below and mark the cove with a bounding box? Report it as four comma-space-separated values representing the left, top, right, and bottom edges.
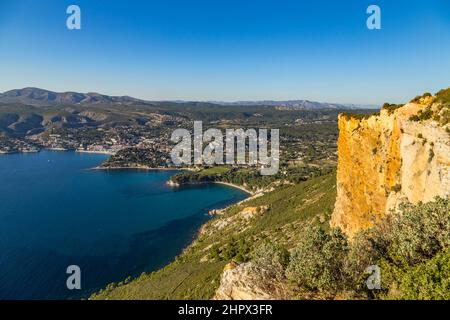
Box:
0, 151, 247, 299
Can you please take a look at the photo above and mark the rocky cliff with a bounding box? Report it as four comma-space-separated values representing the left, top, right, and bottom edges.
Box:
213, 262, 279, 300
331, 92, 450, 237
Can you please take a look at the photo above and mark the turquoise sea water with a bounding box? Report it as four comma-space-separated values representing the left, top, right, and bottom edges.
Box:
0, 151, 247, 299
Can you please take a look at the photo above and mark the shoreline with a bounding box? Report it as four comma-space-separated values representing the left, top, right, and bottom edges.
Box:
91, 165, 194, 171
0, 150, 39, 155
2, 148, 253, 194
75, 149, 115, 155
211, 181, 253, 195
167, 179, 254, 195
88, 168, 252, 298
2, 150, 251, 299
0, 148, 116, 155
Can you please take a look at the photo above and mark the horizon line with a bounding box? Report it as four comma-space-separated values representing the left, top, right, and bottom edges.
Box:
0, 86, 382, 107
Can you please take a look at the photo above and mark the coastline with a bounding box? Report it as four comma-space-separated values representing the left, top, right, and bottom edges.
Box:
0, 150, 39, 155
88, 169, 252, 298
1, 151, 251, 299
168, 181, 253, 270
2, 148, 253, 298
0, 148, 115, 155
2, 148, 252, 195
75, 149, 115, 155
166, 179, 254, 195
211, 181, 253, 195
91, 165, 194, 171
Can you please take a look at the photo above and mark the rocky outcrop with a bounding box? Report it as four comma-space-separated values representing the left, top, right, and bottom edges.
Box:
214, 262, 281, 300
331, 94, 450, 237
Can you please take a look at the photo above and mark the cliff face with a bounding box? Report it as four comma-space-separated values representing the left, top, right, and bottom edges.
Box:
331, 96, 450, 237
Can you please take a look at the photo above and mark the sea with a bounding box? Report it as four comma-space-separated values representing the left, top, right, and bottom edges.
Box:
0, 151, 247, 299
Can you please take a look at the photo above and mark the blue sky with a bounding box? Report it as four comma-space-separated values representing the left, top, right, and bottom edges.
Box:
0, 0, 449, 104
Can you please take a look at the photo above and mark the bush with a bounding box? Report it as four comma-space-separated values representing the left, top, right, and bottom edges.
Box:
286, 226, 349, 293
248, 242, 291, 298
382, 103, 403, 115
410, 92, 433, 103
344, 231, 382, 292
341, 112, 379, 121
394, 249, 450, 300
346, 197, 449, 297
436, 87, 450, 105
251, 198, 449, 299
409, 106, 434, 122
438, 106, 450, 125
385, 198, 450, 267
251, 242, 289, 281
217, 238, 253, 262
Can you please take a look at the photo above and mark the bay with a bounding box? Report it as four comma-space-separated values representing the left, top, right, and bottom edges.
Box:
0, 151, 247, 299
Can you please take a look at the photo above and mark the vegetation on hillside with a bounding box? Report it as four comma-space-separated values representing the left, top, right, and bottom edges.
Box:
340, 112, 379, 121
382, 103, 403, 115
409, 88, 450, 125
410, 92, 433, 103
436, 87, 450, 105
101, 147, 169, 168
93, 167, 449, 301
91, 172, 337, 299
170, 165, 334, 192
247, 197, 450, 299
90, 88, 450, 300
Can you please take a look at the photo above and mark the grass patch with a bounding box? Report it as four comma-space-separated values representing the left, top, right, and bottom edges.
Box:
197, 166, 231, 176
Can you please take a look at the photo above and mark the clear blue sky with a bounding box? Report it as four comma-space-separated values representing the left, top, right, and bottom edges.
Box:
0, 0, 449, 104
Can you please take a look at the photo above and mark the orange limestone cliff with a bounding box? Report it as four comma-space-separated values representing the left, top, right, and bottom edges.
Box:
331, 94, 450, 237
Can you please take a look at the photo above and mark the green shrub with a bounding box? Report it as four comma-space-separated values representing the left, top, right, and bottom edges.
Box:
435, 87, 450, 105
341, 112, 379, 121
284, 198, 450, 298
251, 242, 289, 281
286, 226, 349, 293
439, 106, 450, 125
382, 103, 403, 115
385, 198, 450, 267
409, 106, 434, 122
347, 197, 450, 297
411, 95, 422, 103
394, 249, 450, 300
410, 92, 433, 103
344, 231, 383, 291
217, 238, 253, 262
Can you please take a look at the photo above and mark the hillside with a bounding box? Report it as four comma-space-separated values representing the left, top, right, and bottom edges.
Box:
91, 88, 450, 301
0, 87, 372, 138
91, 173, 337, 299
0, 92, 364, 139
0, 88, 146, 106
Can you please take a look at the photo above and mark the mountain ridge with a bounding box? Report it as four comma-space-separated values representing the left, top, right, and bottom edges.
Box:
0, 87, 146, 107
0, 87, 375, 109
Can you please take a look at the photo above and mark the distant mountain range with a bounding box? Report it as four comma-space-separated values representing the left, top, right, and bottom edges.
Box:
211, 100, 378, 110
0, 88, 378, 109
0, 88, 145, 107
